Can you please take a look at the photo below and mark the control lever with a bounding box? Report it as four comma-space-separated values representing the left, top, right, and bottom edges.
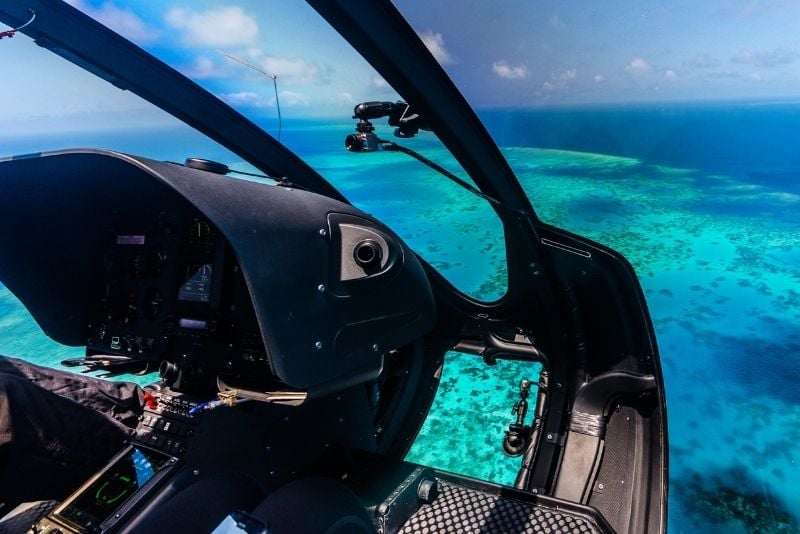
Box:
502, 379, 532, 456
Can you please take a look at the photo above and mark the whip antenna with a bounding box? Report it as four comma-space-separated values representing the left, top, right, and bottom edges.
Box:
0, 9, 36, 40
218, 50, 282, 141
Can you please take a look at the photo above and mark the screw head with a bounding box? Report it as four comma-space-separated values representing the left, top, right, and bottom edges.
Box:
315, 341, 323, 350
546, 433, 553, 440
372, 343, 380, 352
319, 228, 328, 237
317, 284, 326, 293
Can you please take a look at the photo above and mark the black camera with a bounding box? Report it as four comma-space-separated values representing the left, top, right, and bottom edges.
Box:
344, 119, 381, 152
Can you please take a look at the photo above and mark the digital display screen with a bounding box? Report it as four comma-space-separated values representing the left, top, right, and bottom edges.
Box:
178, 263, 213, 302
58, 447, 170, 530
116, 235, 146, 245
179, 317, 208, 330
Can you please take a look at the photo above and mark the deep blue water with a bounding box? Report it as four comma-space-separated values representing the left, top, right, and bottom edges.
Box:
2, 102, 799, 532
481, 102, 800, 192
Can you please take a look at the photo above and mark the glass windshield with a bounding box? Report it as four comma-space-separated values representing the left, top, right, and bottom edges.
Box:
3, 2, 799, 530
395, 1, 800, 531
0, 1, 508, 302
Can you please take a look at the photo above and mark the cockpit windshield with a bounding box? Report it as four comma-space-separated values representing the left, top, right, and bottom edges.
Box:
394, 1, 800, 531
0, 0, 508, 302
2, 2, 800, 531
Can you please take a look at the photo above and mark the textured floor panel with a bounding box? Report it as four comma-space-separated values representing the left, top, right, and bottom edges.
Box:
398, 481, 599, 533
0, 500, 58, 534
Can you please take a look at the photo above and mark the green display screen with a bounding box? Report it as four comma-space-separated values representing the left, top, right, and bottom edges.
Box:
59, 447, 170, 530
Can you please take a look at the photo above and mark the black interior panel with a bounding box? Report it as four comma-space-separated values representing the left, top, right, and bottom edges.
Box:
0, 150, 436, 395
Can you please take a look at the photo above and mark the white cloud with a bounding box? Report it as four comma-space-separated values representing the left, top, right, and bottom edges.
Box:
219, 91, 265, 107
723, 0, 800, 18
336, 92, 354, 104
559, 68, 577, 81
216, 49, 327, 86
182, 55, 224, 79
372, 75, 389, 88
594, 74, 605, 83
685, 53, 721, 69
735, 50, 757, 64
65, 0, 158, 44
277, 90, 310, 107
625, 57, 652, 74
542, 68, 577, 91
419, 30, 454, 65
732, 49, 798, 68
664, 69, 677, 81
750, 72, 762, 81
166, 6, 258, 48
492, 60, 529, 80
259, 56, 320, 85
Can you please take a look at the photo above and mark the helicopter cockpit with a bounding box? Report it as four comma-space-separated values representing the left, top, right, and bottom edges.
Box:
0, 0, 666, 532
0, 147, 440, 532
0, 150, 611, 534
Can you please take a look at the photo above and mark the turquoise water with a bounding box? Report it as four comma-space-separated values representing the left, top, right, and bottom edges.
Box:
405, 146, 800, 533
2, 108, 799, 532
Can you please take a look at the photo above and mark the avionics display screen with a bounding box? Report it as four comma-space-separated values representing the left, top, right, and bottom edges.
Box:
58, 447, 170, 530
178, 263, 213, 302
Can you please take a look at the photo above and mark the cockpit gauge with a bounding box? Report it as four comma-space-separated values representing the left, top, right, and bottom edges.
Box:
186, 218, 216, 252
178, 263, 213, 303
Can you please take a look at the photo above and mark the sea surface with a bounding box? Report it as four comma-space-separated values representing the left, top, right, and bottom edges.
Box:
1, 103, 799, 533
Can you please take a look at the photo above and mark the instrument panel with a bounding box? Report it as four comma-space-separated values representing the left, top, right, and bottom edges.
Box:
86, 210, 267, 393
0, 149, 435, 396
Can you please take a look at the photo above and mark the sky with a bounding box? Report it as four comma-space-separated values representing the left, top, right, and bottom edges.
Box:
2, 0, 800, 134
399, 0, 800, 107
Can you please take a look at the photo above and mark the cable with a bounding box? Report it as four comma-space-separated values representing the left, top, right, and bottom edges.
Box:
379, 140, 523, 216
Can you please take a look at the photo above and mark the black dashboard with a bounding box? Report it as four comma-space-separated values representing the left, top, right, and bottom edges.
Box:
0, 149, 436, 398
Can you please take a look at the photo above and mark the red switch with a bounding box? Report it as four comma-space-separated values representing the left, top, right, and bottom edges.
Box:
143, 392, 158, 410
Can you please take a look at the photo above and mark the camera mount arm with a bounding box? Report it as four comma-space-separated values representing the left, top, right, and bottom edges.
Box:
352, 101, 430, 138
344, 101, 519, 215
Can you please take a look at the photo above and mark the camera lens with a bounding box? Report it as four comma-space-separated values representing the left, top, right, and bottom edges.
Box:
345, 134, 364, 152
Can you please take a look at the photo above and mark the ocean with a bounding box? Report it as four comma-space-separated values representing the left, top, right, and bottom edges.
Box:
1, 102, 799, 532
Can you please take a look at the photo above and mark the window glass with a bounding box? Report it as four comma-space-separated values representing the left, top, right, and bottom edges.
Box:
406, 352, 542, 485
395, 1, 800, 530
6, 0, 507, 301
